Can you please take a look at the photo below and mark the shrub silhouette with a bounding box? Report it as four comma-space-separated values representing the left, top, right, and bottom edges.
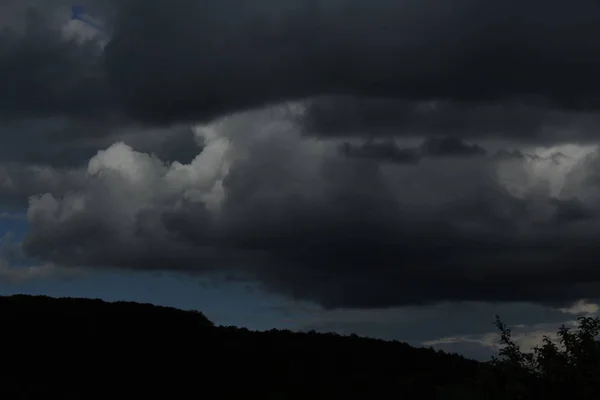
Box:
486, 315, 600, 399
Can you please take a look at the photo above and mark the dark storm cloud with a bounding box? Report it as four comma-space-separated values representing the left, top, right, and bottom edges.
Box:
420, 137, 487, 158
300, 97, 600, 144
128, 126, 202, 165
0, 109, 201, 168
0, 2, 199, 174
550, 197, 594, 224
338, 136, 485, 164
5, 0, 600, 142
0, 10, 115, 120
493, 149, 535, 161
102, 0, 600, 127
339, 140, 421, 164
18, 108, 600, 309
8, 1, 600, 311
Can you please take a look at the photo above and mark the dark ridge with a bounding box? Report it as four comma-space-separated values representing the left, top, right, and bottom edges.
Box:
7, 294, 599, 398
1, 294, 486, 399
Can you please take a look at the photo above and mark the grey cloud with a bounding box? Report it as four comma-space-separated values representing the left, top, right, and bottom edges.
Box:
423, 319, 589, 361
0, 115, 203, 211
0, 123, 200, 209
0, 231, 81, 284
279, 299, 600, 360
0, 211, 26, 221
0, 232, 26, 266
18, 108, 600, 309
294, 301, 600, 350
0, 162, 87, 208
491, 149, 574, 165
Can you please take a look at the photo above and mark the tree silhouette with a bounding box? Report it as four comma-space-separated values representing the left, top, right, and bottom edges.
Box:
489, 315, 600, 399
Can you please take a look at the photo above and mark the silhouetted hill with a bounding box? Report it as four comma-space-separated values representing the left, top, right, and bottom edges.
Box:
1, 294, 489, 399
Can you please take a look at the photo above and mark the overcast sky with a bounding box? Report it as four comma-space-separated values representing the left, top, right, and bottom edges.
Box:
1, 0, 600, 360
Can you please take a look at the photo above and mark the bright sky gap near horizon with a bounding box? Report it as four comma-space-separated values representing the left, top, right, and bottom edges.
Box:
1, 0, 600, 361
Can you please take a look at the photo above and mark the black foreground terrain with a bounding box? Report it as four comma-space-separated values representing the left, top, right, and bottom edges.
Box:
1, 294, 597, 399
